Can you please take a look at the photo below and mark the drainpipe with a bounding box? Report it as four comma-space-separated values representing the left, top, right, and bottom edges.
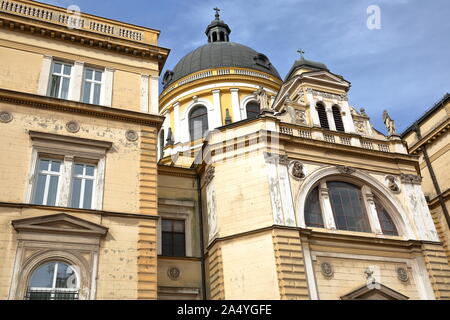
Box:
414, 123, 450, 229
197, 174, 207, 300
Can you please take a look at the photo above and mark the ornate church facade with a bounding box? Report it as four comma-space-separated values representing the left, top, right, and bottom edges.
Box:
0, 1, 449, 300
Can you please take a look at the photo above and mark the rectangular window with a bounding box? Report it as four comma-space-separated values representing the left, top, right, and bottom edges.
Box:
161, 219, 186, 257
48, 62, 72, 99
32, 159, 62, 206
82, 68, 103, 105
70, 163, 96, 210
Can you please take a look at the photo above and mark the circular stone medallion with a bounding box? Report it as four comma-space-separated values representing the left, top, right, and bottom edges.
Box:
125, 130, 139, 142
66, 120, 80, 133
0, 111, 13, 123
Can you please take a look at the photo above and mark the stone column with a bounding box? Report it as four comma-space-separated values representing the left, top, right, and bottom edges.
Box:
319, 181, 336, 230
362, 186, 383, 235
230, 88, 241, 122
211, 90, 223, 129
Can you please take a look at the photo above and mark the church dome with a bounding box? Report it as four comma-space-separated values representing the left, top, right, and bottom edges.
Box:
162, 8, 281, 88
163, 42, 281, 88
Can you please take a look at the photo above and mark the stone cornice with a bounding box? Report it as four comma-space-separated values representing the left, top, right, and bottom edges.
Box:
0, 201, 161, 220
159, 68, 282, 108
407, 118, 450, 154
0, 10, 170, 70
157, 164, 198, 178
0, 88, 164, 128
205, 224, 439, 253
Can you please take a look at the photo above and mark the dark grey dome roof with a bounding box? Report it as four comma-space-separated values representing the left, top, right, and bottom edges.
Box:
163, 42, 281, 88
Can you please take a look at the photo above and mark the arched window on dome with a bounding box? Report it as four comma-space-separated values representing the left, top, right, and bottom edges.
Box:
26, 261, 79, 300
159, 129, 165, 160
305, 187, 324, 228
374, 197, 399, 236
332, 105, 345, 132
220, 31, 225, 41
189, 105, 209, 141
246, 101, 261, 120
212, 32, 218, 42
316, 103, 329, 129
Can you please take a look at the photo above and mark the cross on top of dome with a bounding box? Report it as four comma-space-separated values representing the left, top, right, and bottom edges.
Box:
206, 7, 231, 43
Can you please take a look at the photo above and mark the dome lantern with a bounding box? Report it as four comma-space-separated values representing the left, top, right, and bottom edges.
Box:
205, 7, 231, 43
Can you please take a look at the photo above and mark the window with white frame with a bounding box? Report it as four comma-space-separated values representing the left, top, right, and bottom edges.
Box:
48, 61, 72, 99
70, 163, 97, 209
28, 131, 111, 211
32, 159, 62, 206
32, 157, 97, 210
82, 68, 104, 105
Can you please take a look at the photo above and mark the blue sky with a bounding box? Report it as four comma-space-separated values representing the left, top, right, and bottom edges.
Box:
42, 0, 450, 134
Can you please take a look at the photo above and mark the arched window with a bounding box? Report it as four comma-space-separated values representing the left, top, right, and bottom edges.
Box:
246, 101, 261, 120
316, 103, 329, 129
332, 105, 345, 132
212, 32, 218, 42
304, 179, 401, 236
305, 187, 324, 228
220, 31, 225, 41
189, 105, 209, 140
159, 129, 165, 160
328, 182, 371, 232
26, 261, 79, 300
374, 198, 399, 236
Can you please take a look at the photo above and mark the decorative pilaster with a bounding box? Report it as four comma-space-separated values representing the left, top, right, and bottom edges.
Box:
149, 76, 159, 114
140, 74, 150, 113
37, 55, 53, 96
104, 68, 114, 107
71, 61, 84, 101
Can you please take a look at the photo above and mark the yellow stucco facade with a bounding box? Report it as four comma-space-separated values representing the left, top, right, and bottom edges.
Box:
0, 0, 168, 300
0, 1, 449, 301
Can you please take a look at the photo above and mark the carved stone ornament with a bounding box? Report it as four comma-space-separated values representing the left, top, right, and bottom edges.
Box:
278, 155, 290, 166
264, 152, 289, 166
204, 166, 215, 186
125, 129, 139, 142
336, 166, 356, 175
167, 267, 181, 281
386, 175, 400, 193
321, 262, 334, 278
290, 161, 305, 180
0, 111, 13, 123
354, 120, 366, 135
65, 120, 80, 133
306, 88, 348, 101
397, 267, 409, 282
400, 174, 422, 185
